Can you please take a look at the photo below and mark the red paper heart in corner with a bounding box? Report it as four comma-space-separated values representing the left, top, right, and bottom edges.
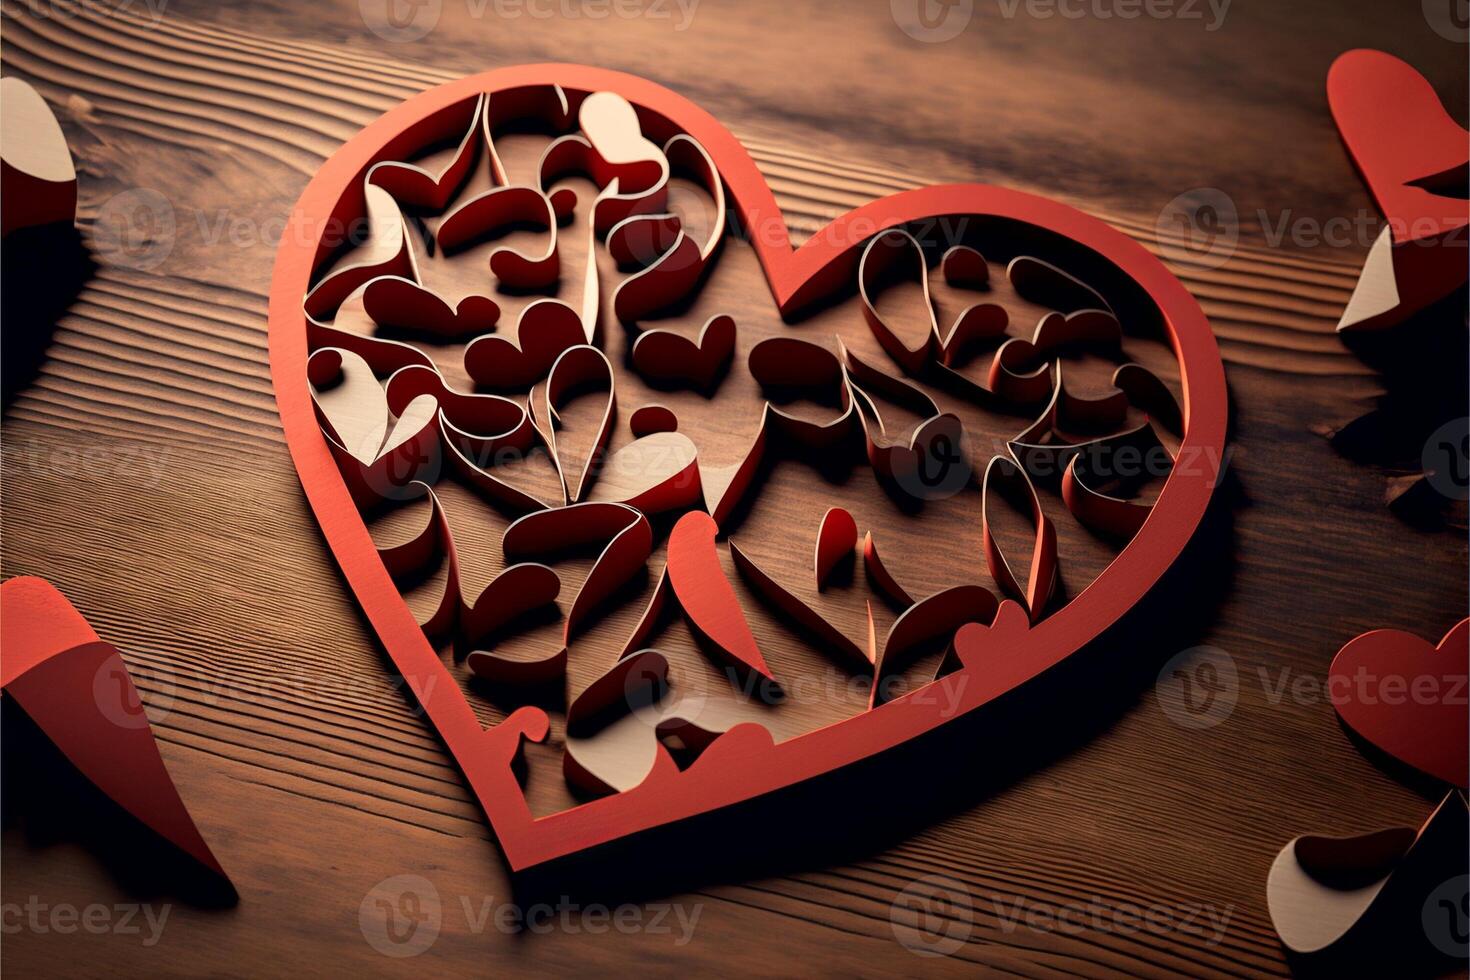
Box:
1329, 619, 1469, 789
1327, 50, 1470, 330
268, 65, 1228, 872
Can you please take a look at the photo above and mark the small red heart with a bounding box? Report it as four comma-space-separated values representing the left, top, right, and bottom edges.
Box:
1329, 619, 1468, 788
630, 312, 735, 391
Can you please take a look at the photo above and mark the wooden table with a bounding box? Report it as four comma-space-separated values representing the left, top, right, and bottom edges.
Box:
2, 1, 1465, 975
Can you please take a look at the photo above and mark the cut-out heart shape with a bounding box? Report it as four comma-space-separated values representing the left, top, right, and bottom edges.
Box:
630, 313, 736, 390
361, 275, 500, 338
465, 298, 585, 390
841, 343, 969, 498
539, 344, 617, 504
1327, 50, 1469, 330
1329, 619, 1468, 788
269, 65, 1226, 873
367, 93, 484, 211
308, 348, 439, 508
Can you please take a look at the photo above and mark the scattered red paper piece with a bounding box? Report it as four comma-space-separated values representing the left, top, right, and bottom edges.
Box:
814, 507, 858, 591
1328, 50, 1470, 331
0, 577, 231, 885
667, 511, 775, 682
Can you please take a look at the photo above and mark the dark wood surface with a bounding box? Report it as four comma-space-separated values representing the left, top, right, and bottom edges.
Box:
2, 1, 1466, 975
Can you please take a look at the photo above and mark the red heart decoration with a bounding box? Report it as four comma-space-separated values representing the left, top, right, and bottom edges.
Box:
630, 313, 736, 390
268, 65, 1226, 872
1329, 619, 1469, 788
1326, 50, 1470, 328
1327, 50, 1468, 249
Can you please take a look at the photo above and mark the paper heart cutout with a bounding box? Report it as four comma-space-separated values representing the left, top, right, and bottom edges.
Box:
1329, 619, 1468, 788
362, 276, 501, 338
1327, 50, 1468, 250
629, 313, 736, 390
1327, 50, 1470, 330
464, 298, 584, 390
269, 65, 1226, 872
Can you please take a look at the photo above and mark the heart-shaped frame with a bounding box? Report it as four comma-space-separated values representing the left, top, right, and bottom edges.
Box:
269, 64, 1227, 873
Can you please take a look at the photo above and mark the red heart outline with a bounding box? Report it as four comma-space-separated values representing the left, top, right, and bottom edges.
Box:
268, 64, 1227, 872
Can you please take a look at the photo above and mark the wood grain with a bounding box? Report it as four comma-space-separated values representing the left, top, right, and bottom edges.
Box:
2, 1, 1466, 976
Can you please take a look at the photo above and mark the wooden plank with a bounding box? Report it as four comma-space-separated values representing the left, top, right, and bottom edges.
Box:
2, 1, 1465, 976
